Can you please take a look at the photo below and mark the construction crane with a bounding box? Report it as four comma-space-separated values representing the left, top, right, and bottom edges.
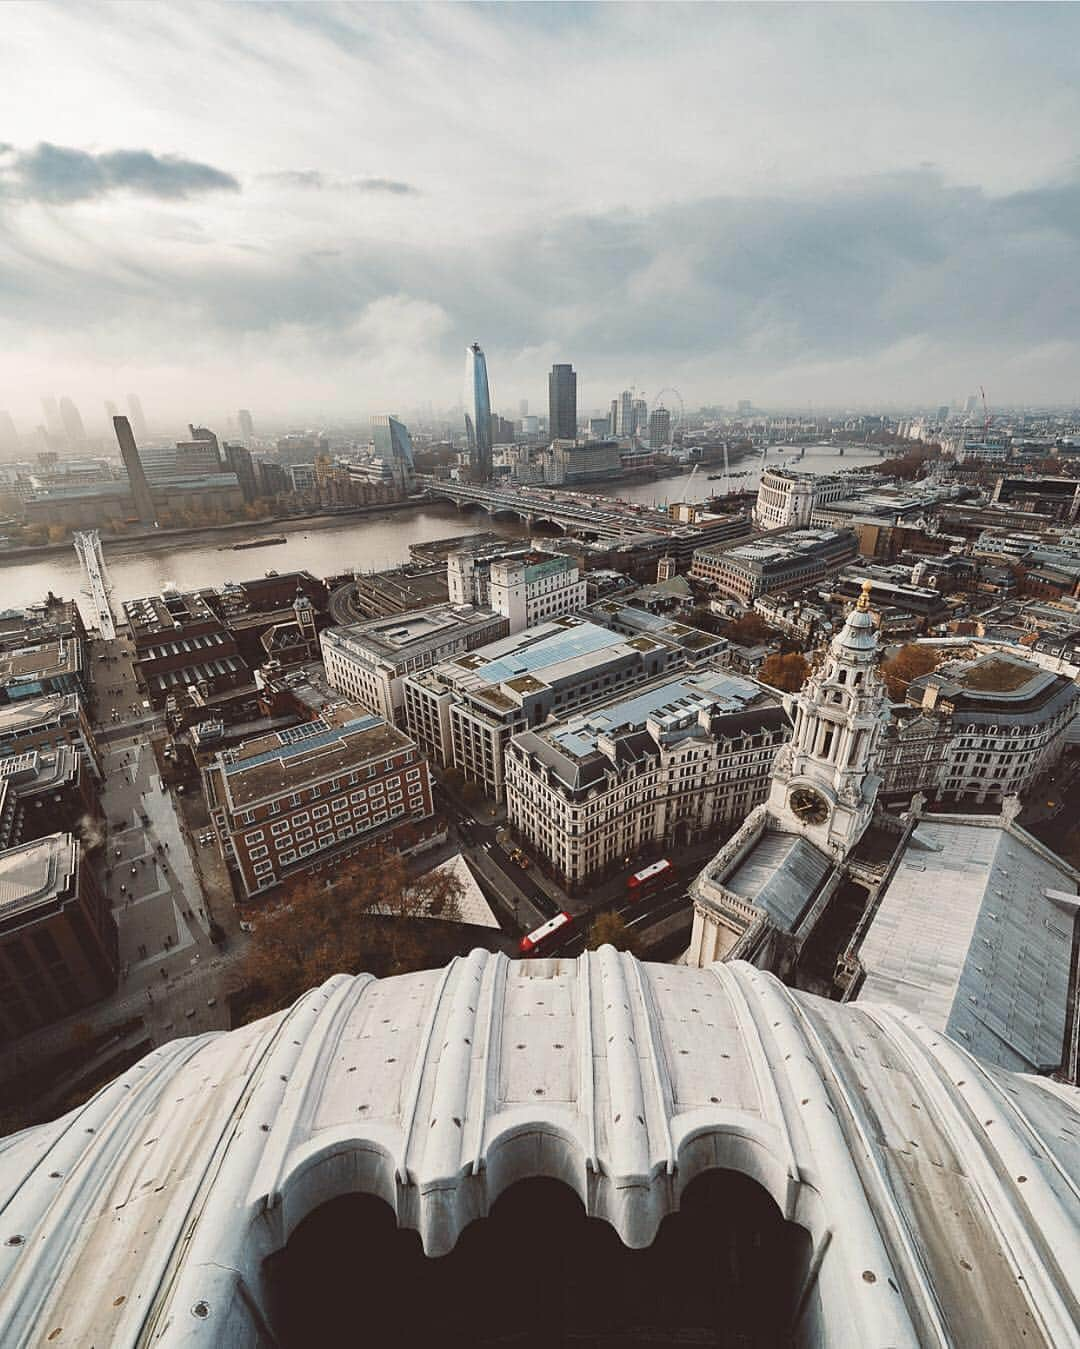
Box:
676, 462, 700, 510
979, 385, 991, 436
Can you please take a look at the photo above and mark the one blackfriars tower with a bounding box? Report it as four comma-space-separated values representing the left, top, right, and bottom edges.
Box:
463, 341, 492, 482
548, 363, 577, 441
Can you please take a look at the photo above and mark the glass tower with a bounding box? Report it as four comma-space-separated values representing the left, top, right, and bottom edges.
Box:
548, 363, 577, 441
463, 342, 492, 481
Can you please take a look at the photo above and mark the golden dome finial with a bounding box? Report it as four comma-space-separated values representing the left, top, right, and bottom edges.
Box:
856, 579, 873, 612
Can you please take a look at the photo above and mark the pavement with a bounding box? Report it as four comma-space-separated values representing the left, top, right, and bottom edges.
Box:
0, 631, 245, 1089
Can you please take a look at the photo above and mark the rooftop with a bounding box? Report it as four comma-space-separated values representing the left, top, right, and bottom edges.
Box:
855, 817, 1077, 1073
3, 956, 1074, 1346
215, 705, 413, 808
0, 831, 75, 924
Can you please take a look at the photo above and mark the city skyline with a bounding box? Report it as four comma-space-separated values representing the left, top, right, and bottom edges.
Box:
1, 3, 1079, 421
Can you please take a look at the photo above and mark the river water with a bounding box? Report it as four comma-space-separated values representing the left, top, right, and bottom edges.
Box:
3, 444, 885, 615
592, 442, 887, 508
1, 506, 527, 613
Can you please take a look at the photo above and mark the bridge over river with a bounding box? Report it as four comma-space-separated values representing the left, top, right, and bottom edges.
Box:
418, 477, 675, 540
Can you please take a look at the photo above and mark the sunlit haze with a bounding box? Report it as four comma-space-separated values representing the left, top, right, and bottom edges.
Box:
2, 1, 1079, 429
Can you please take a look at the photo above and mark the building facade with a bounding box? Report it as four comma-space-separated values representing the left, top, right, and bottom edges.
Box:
123, 589, 248, 709
0, 693, 102, 780
505, 669, 788, 887
203, 704, 435, 898
463, 342, 493, 482
0, 832, 117, 1042
402, 615, 689, 800
547, 363, 577, 441
320, 604, 509, 723
690, 529, 858, 604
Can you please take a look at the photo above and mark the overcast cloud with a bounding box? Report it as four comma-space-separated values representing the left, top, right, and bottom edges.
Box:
0, 1, 1078, 428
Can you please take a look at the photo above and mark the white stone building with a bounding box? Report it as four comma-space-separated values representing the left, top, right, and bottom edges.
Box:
447, 547, 586, 633
505, 669, 788, 887
320, 604, 508, 723
402, 616, 688, 800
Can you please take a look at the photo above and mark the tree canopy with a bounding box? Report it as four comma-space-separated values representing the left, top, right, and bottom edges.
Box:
586, 910, 640, 955
757, 651, 810, 692
239, 849, 463, 1018
879, 643, 940, 701
724, 612, 773, 647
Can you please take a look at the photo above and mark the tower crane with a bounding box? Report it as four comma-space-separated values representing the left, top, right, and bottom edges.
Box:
979, 385, 991, 437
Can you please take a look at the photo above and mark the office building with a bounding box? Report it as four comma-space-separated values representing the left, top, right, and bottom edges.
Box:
463, 341, 493, 481
112, 414, 157, 526
690, 529, 858, 604
321, 604, 509, 723
754, 467, 870, 531
648, 406, 672, 448
238, 409, 254, 440
40, 395, 62, 439
506, 669, 787, 887
585, 599, 730, 666
289, 463, 317, 493
542, 439, 621, 485
0, 832, 117, 1041
613, 390, 634, 438
126, 393, 148, 440
402, 615, 690, 800
0, 693, 102, 780
548, 363, 577, 441
58, 397, 85, 444
203, 703, 434, 898
367, 414, 417, 494
223, 442, 258, 502
448, 548, 586, 633
893, 650, 1080, 806
0, 638, 86, 705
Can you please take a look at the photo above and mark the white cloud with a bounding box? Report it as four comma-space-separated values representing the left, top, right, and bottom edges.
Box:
0, 2, 1078, 425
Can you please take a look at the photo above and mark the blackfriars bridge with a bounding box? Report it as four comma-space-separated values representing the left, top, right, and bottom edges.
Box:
419, 476, 676, 540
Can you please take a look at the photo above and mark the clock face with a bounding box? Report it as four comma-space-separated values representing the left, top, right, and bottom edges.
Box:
790, 786, 829, 825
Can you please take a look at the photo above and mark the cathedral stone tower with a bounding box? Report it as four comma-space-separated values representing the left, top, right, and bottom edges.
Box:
767, 580, 888, 857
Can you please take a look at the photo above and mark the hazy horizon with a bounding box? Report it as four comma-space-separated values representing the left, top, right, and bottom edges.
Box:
3, 2, 1079, 429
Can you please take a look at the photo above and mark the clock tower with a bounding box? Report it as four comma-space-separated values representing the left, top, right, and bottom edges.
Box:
768, 581, 888, 857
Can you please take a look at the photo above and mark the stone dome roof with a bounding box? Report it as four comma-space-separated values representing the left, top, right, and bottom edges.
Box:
0, 952, 1076, 1346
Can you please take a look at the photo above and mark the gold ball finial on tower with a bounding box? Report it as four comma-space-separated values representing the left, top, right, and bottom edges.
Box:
856, 579, 873, 612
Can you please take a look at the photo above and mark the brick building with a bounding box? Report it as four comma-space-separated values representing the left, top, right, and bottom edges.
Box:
123, 589, 249, 709
203, 702, 435, 898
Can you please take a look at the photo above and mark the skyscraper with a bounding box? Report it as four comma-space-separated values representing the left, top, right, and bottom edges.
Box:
631, 398, 648, 437
238, 409, 254, 440
372, 414, 416, 493
548, 363, 577, 441
614, 390, 634, 437
0, 411, 18, 457
648, 406, 672, 448
40, 396, 62, 438
104, 400, 119, 429
127, 394, 148, 441
59, 397, 86, 444
463, 342, 492, 482
518, 399, 528, 418
113, 415, 157, 527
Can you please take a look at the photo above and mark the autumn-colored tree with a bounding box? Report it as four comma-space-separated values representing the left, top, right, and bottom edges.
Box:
239, 848, 463, 1017
725, 612, 773, 647
586, 910, 640, 955
757, 651, 810, 692
879, 643, 940, 701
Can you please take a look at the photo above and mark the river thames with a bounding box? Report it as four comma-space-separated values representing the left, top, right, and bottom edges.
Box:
3, 443, 885, 615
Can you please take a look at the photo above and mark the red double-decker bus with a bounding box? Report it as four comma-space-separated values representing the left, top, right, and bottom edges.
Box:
627, 858, 675, 896
519, 911, 574, 957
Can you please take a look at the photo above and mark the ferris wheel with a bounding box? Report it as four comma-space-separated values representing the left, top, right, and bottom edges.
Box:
651, 387, 685, 433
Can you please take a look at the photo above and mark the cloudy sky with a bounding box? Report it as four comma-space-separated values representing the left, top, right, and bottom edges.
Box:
2, 2, 1079, 431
